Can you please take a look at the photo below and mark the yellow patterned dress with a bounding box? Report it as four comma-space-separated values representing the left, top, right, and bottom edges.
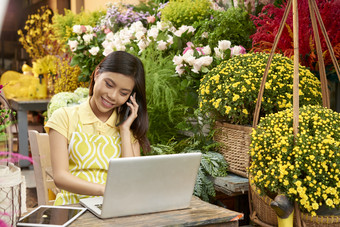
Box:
54, 122, 121, 205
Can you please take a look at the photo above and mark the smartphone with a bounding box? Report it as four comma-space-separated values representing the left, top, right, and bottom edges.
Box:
115, 100, 131, 127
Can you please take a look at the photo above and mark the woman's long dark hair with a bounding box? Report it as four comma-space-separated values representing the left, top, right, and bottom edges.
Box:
89, 51, 150, 153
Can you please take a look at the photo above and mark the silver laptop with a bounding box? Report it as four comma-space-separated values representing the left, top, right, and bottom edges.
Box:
79, 152, 202, 219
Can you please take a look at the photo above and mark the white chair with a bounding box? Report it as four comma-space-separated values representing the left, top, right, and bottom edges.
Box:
28, 130, 59, 205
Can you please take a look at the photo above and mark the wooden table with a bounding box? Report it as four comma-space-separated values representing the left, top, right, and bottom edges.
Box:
8, 98, 50, 167
67, 196, 243, 226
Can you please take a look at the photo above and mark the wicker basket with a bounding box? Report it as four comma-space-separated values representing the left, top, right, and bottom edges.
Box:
213, 121, 252, 178
249, 178, 340, 227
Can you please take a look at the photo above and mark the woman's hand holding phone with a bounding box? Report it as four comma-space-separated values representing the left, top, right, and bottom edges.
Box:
116, 93, 138, 129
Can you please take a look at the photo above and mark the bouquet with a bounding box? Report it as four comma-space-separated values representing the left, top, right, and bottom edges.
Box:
198, 52, 323, 125
249, 105, 340, 216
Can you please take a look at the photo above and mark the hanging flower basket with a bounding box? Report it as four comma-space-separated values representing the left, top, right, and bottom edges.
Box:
199, 53, 322, 178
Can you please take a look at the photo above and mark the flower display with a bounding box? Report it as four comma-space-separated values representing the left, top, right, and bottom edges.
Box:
95, 2, 150, 33
249, 105, 340, 216
17, 6, 63, 60
173, 40, 246, 93
199, 52, 323, 125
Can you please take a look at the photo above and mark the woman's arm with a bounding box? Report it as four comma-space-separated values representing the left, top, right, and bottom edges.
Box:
49, 128, 105, 196
120, 129, 141, 157
119, 94, 141, 157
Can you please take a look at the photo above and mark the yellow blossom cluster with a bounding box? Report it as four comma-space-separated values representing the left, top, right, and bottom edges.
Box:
17, 6, 63, 60
249, 105, 340, 216
198, 53, 322, 125
54, 58, 89, 94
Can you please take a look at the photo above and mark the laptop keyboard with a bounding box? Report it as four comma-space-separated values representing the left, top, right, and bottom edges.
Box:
95, 203, 103, 210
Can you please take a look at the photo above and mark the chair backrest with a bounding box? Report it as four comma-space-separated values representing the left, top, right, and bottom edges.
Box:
28, 130, 58, 205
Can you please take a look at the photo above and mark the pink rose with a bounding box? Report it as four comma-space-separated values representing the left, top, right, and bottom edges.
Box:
147, 16, 156, 24
104, 28, 111, 34
81, 25, 86, 33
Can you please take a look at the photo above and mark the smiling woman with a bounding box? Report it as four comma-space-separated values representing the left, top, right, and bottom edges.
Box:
44, 51, 150, 206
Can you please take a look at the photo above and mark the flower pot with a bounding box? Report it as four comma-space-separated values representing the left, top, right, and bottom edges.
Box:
213, 121, 252, 178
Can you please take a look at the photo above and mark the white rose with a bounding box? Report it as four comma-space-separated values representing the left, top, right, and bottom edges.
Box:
72, 25, 82, 34
183, 54, 196, 66
103, 46, 113, 56
68, 40, 78, 52
192, 59, 202, 73
202, 45, 211, 55
105, 32, 115, 41
183, 49, 194, 57
199, 56, 213, 66
173, 55, 183, 65
175, 65, 185, 75
157, 40, 167, 51
83, 34, 94, 45
231, 46, 245, 56
135, 31, 145, 40
174, 30, 183, 37
218, 40, 231, 51
85, 25, 93, 33
137, 40, 148, 51
102, 40, 111, 49
156, 21, 168, 31
89, 46, 100, 56
167, 35, 173, 45
214, 47, 223, 59
187, 26, 195, 33
147, 27, 159, 40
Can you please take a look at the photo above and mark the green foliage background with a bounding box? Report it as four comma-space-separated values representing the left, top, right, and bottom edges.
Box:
193, 7, 255, 49
160, 0, 211, 28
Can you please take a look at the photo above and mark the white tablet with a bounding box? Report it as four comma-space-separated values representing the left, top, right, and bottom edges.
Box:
17, 205, 87, 227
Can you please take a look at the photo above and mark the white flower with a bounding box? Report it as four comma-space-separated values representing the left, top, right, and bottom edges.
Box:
137, 40, 148, 52
167, 35, 173, 45
183, 52, 196, 66
183, 49, 194, 58
157, 40, 167, 51
201, 32, 209, 39
187, 26, 195, 33
83, 34, 94, 45
198, 56, 213, 66
85, 25, 93, 33
214, 47, 223, 59
68, 40, 78, 52
73, 25, 82, 34
174, 30, 184, 37
175, 65, 185, 75
103, 46, 113, 56
105, 32, 115, 41
135, 31, 145, 40
89, 46, 100, 56
231, 45, 246, 56
173, 55, 183, 65
218, 40, 231, 51
202, 45, 211, 55
192, 56, 213, 74
147, 27, 159, 40
156, 21, 170, 31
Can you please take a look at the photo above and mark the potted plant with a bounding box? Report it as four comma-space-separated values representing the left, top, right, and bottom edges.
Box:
198, 52, 323, 177
248, 105, 340, 226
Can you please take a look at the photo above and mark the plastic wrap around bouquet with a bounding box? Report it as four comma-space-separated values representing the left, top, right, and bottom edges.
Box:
0, 163, 27, 226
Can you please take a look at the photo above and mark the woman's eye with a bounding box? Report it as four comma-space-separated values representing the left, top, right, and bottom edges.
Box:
120, 92, 129, 96
105, 81, 113, 88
